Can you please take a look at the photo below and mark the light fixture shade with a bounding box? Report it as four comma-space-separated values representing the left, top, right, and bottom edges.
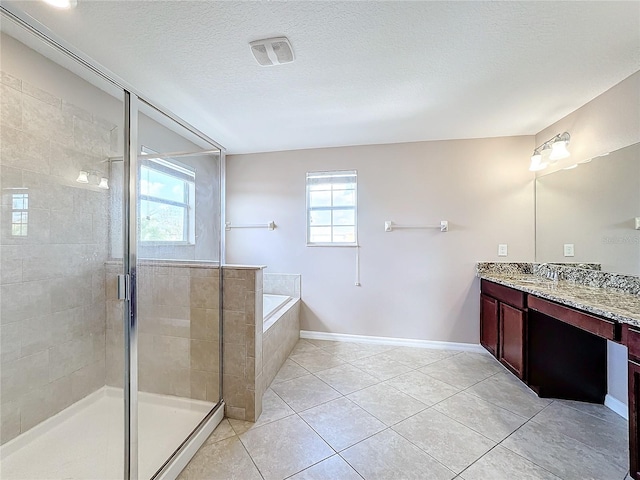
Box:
529, 153, 548, 172
549, 138, 570, 161
76, 171, 89, 183
98, 177, 109, 189
42, 0, 78, 9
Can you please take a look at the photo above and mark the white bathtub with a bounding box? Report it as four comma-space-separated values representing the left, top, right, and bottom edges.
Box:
263, 294, 291, 324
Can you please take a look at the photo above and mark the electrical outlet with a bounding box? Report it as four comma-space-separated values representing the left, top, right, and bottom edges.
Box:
498, 244, 508, 257
564, 244, 575, 257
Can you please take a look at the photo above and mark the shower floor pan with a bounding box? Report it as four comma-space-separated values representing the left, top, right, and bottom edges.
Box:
1, 387, 214, 480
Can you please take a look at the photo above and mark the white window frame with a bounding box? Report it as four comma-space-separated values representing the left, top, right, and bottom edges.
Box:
139, 146, 196, 245
306, 170, 358, 246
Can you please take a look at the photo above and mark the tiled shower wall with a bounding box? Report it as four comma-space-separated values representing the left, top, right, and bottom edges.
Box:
105, 262, 221, 403
0, 71, 115, 444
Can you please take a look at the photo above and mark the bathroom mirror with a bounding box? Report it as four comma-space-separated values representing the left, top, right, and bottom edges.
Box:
535, 142, 640, 276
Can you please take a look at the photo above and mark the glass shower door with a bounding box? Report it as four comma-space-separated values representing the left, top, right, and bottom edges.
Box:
133, 101, 222, 479
0, 14, 127, 478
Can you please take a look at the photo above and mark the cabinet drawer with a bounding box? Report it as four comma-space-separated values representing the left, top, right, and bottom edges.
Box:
481, 279, 525, 309
528, 296, 617, 341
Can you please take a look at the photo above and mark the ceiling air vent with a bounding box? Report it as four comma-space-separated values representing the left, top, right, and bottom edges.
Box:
249, 37, 295, 67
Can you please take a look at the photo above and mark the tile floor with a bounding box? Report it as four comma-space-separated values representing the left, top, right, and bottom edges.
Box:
179, 339, 630, 480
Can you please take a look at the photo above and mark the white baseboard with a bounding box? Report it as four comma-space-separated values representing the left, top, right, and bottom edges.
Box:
605, 394, 628, 420
156, 401, 225, 480
300, 330, 486, 353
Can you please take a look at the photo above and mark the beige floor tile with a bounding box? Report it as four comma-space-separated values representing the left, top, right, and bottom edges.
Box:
555, 397, 629, 424
459, 445, 561, 480
228, 388, 295, 434
300, 397, 386, 451
289, 350, 346, 373
178, 435, 262, 480
341, 429, 455, 480
272, 359, 311, 384
350, 353, 413, 381
203, 418, 236, 445
291, 339, 322, 355
314, 363, 380, 395
466, 372, 552, 418
347, 383, 427, 426
320, 342, 377, 362
502, 420, 628, 480
433, 392, 527, 442
393, 408, 496, 474
239, 415, 333, 480
271, 374, 341, 412
419, 353, 503, 389
530, 401, 629, 469
304, 339, 344, 349
380, 347, 461, 367
384, 370, 460, 406
288, 454, 362, 480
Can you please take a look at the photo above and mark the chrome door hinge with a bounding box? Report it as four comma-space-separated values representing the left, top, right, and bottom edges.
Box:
117, 274, 130, 301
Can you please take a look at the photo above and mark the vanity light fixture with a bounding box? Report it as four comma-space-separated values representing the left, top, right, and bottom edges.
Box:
76, 170, 108, 189
42, 0, 78, 9
529, 131, 571, 172
76, 170, 89, 183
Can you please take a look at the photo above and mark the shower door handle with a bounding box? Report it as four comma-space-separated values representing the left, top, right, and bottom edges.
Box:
117, 274, 130, 301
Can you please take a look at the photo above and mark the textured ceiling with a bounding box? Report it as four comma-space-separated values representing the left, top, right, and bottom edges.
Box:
3, 1, 640, 154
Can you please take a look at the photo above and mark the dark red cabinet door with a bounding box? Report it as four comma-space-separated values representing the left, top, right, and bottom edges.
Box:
480, 294, 499, 357
629, 360, 640, 479
499, 303, 526, 379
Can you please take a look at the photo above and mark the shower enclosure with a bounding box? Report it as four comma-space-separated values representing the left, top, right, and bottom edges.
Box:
0, 6, 224, 479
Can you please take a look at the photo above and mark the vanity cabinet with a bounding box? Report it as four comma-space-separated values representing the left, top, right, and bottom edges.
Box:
626, 326, 640, 479
480, 294, 498, 356
480, 280, 527, 379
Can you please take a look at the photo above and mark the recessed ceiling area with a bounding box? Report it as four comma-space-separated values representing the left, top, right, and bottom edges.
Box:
3, 1, 639, 154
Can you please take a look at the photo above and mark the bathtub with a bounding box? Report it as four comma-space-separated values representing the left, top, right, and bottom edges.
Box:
263, 294, 291, 326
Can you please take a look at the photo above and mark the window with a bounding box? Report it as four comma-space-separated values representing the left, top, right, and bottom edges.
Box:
306, 170, 357, 245
11, 192, 28, 237
139, 149, 195, 243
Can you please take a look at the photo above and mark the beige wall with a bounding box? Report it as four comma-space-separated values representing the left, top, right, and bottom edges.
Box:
535, 71, 640, 171
225, 136, 535, 344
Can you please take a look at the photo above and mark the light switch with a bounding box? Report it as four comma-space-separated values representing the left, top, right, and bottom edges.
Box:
564, 244, 575, 257
635, 217, 640, 230
498, 244, 508, 257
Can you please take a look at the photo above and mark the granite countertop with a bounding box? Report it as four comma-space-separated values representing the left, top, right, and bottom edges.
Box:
478, 272, 640, 328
